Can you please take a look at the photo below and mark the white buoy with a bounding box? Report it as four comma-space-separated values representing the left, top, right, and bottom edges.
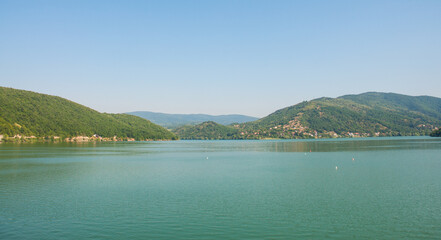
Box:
352, 157, 355, 161
335, 166, 338, 170
206, 157, 209, 160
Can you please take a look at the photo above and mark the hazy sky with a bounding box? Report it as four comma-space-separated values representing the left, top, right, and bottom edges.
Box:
1, 0, 440, 117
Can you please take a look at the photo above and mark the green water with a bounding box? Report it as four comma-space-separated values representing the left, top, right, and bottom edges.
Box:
1, 137, 440, 239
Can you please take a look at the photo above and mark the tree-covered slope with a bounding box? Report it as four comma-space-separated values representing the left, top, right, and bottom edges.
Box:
127, 111, 258, 129
340, 92, 441, 120
0, 87, 176, 140
173, 121, 242, 140
430, 129, 441, 137
173, 92, 441, 140
237, 93, 441, 138
237, 92, 441, 139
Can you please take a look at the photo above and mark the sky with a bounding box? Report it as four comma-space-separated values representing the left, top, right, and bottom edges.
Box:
1, 0, 440, 117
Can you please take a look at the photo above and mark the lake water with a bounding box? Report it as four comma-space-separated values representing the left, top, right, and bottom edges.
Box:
1, 137, 441, 239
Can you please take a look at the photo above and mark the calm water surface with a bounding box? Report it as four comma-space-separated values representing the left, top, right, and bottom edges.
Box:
1, 137, 441, 239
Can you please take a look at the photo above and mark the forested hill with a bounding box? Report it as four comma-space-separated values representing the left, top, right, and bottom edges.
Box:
174, 121, 241, 140
237, 92, 441, 139
175, 92, 441, 140
431, 129, 441, 137
0, 87, 176, 141
127, 111, 258, 129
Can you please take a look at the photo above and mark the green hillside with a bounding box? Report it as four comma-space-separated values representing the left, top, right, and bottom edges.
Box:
174, 121, 241, 140
340, 92, 441, 120
175, 92, 441, 140
127, 111, 258, 129
237, 92, 441, 139
430, 129, 441, 137
0, 87, 177, 141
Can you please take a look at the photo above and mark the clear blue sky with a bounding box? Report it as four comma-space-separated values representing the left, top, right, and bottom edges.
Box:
1, 0, 440, 117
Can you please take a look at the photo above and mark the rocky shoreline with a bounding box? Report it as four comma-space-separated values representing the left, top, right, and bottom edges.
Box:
0, 134, 169, 143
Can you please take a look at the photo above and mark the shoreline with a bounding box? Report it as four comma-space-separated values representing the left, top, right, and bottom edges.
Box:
1, 134, 437, 144
0, 134, 176, 143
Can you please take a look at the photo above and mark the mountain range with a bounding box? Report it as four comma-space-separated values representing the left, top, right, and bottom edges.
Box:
126, 111, 258, 129
0, 87, 176, 141
174, 92, 441, 139
1, 87, 440, 141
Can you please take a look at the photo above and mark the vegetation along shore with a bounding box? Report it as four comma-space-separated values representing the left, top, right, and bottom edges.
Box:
1, 87, 440, 142
0, 87, 177, 142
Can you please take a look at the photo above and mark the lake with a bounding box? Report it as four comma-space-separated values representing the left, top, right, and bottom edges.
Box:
1, 137, 441, 239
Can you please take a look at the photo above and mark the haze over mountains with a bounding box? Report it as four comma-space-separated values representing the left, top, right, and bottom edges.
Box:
175, 92, 441, 139
1, 87, 440, 141
126, 111, 258, 129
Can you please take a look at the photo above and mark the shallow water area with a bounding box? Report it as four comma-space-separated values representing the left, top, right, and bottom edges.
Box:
1, 137, 441, 239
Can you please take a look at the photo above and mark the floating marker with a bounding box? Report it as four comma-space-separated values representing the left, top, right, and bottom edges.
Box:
352, 157, 355, 161
335, 166, 338, 170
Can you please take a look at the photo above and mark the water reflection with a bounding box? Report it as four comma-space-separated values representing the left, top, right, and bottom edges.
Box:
267, 137, 441, 152
176, 137, 441, 153
1, 137, 441, 240
0, 142, 159, 161
0, 138, 440, 161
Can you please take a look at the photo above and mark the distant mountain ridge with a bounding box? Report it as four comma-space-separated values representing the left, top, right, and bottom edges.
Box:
174, 121, 240, 140
175, 92, 441, 140
0, 87, 176, 141
2, 88, 440, 141
126, 111, 258, 129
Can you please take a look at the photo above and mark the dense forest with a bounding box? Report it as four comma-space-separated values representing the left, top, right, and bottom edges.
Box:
2, 87, 440, 141
430, 129, 441, 137
176, 92, 441, 140
173, 121, 243, 140
0, 87, 177, 141
127, 111, 257, 129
